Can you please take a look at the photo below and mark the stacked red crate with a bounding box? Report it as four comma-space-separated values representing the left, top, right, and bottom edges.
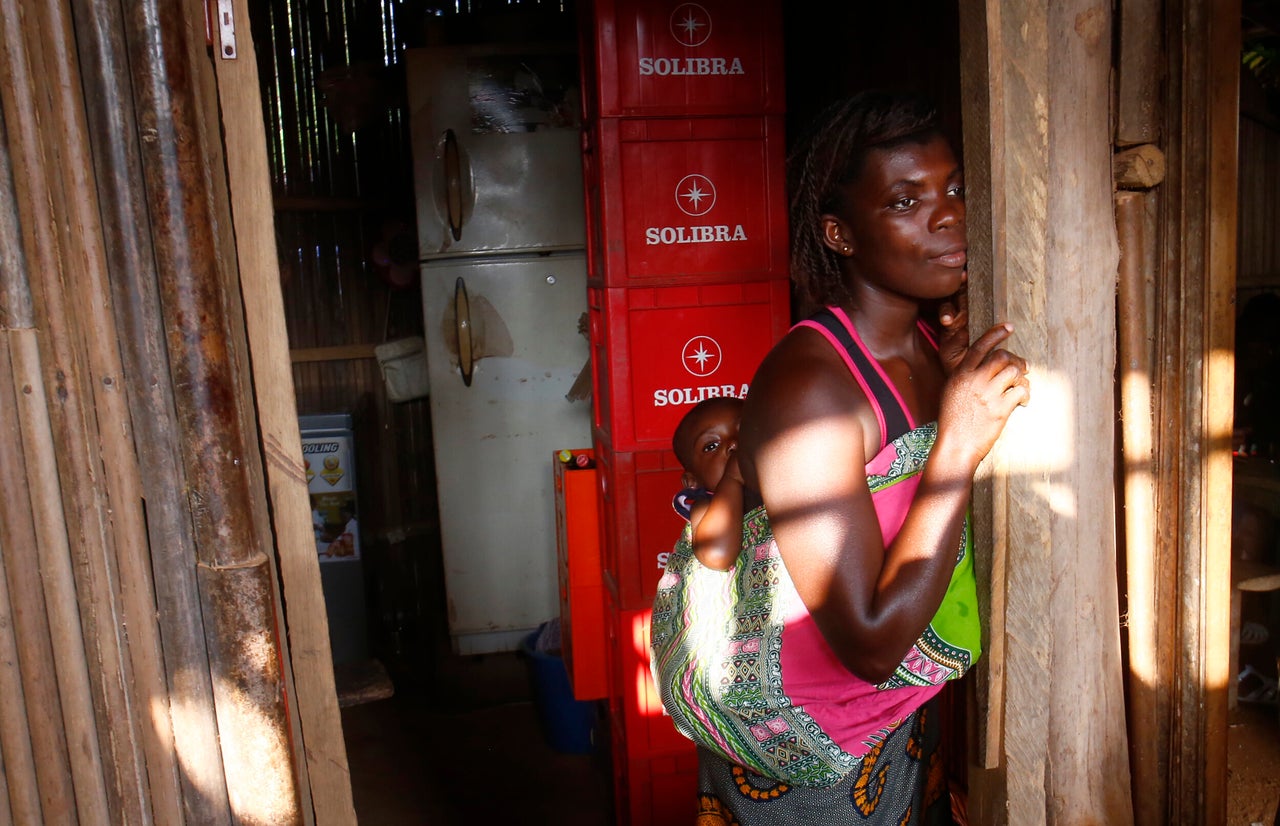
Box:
581, 0, 785, 120
579, 2, 788, 822
603, 590, 701, 824
585, 116, 789, 288
589, 281, 789, 457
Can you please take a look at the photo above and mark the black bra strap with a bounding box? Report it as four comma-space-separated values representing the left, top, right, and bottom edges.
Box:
807, 308, 912, 445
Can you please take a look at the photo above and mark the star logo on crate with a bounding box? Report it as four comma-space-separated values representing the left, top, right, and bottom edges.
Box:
676, 174, 717, 217
670, 3, 712, 47
682, 335, 722, 377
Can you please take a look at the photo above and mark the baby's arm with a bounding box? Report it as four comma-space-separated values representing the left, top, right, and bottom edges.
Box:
689, 456, 744, 571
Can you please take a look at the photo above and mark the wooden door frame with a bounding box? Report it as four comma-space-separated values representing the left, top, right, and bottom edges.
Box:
1153, 0, 1239, 822
957, 0, 1238, 822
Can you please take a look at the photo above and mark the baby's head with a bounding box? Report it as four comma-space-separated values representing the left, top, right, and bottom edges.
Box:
672, 397, 743, 492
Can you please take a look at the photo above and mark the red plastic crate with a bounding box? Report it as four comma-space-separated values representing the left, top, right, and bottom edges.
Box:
581, 124, 607, 283
583, 0, 784, 119
584, 116, 789, 287
610, 732, 700, 826
593, 439, 687, 610
590, 281, 789, 455
555, 450, 609, 700
603, 595, 697, 758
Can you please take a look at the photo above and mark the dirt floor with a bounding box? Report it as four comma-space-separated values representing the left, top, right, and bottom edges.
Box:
1228, 700, 1280, 825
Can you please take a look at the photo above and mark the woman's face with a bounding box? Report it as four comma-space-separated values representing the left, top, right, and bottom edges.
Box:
826, 134, 967, 301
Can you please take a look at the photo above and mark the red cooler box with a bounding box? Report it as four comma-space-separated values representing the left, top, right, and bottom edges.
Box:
593, 439, 688, 609
582, 0, 784, 119
585, 116, 788, 287
590, 281, 789, 455
554, 450, 609, 701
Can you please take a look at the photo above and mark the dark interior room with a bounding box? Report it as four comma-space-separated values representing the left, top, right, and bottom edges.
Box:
245, 1, 1280, 822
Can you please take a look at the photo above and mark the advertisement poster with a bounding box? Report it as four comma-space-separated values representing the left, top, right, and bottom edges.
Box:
302, 433, 361, 562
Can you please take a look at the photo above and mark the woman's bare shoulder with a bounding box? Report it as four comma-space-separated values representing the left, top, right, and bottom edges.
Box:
746, 326, 861, 421
739, 326, 872, 467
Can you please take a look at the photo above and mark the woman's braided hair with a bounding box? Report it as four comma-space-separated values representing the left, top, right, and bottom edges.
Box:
787, 91, 942, 310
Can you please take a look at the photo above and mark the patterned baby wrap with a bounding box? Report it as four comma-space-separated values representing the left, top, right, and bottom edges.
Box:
649, 307, 982, 789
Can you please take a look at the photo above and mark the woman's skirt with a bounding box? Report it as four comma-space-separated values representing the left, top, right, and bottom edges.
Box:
693, 698, 954, 826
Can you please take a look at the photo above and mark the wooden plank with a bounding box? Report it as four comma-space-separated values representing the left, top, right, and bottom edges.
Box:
290, 344, 380, 363
956, 0, 1007, 783
6, 329, 109, 825
70, 0, 233, 821
211, 0, 358, 822
1154, 1, 1238, 821
0, 5, 116, 820
117, 0, 304, 821
0, 346, 46, 826
0, 138, 73, 821
1201, 0, 1239, 820
1115, 0, 1162, 145
974, 1, 1056, 822
77, 0, 237, 817
1116, 190, 1167, 826
1041, 5, 1133, 822
962, 2, 1135, 823
993, 4, 1054, 819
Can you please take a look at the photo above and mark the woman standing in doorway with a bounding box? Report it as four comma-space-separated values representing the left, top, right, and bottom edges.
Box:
651, 92, 1030, 824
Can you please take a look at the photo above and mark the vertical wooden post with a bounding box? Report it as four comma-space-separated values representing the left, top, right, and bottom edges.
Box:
959, 1, 1135, 823
0, 2, 122, 820
211, 0, 358, 821
1116, 190, 1167, 826
1113, 4, 1170, 824
955, 0, 1010, 793
70, 0, 234, 817
1155, 0, 1238, 822
119, 0, 304, 822
0, 102, 72, 826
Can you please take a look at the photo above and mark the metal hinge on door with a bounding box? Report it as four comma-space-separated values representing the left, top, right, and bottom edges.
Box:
215, 0, 237, 59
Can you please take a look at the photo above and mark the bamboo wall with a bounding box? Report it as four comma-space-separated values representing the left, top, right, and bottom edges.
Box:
0, 0, 317, 822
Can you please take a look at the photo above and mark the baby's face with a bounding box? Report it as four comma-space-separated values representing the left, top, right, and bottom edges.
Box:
683, 411, 739, 492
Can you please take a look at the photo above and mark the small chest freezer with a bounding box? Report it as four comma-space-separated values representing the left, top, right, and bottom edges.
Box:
299, 412, 368, 665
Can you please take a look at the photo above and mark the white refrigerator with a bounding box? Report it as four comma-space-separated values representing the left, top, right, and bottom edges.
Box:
407, 45, 591, 655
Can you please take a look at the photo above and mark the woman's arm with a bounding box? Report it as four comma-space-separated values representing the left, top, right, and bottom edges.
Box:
739, 323, 1027, 683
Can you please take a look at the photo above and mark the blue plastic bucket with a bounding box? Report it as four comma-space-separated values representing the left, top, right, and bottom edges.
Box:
521, 631, 596, 754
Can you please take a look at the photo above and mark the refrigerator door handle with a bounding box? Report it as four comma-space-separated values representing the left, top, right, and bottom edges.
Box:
442, 129, 465, 241
454, 276, 474, 386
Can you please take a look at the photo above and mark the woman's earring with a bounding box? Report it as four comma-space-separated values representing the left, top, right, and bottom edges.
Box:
841, 244, 851, 255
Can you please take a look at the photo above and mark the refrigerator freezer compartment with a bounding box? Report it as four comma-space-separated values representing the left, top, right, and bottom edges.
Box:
408, 45, 587, 257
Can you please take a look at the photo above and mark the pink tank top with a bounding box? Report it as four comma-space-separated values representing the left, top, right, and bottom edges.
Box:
778, 306, 942, 755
